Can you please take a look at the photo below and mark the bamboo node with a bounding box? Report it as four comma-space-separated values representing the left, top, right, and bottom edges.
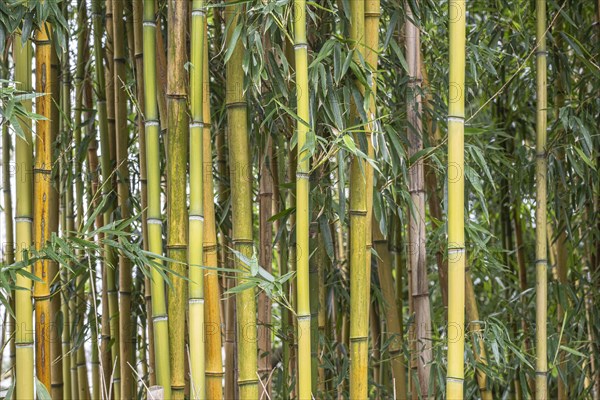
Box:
189, 215, 205, 222
190, 122, 204, 129
145, 120, 159, 127
191, 10, 206, 17
446, 377, 464, 383
349, 210, 368, 217
153, 315, 168, 322
143, 21, 157, 28
447, 116, 465, 123
189, 298, 205, 304
238, 379, 259, 386
294, 43, 308, 50
296, 172, 310, 179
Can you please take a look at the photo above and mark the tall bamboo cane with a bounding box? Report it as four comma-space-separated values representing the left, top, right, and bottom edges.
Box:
201, 19, 224, 399
59, 10, 74, 394
49, 35, 63, 400
90, 0, 114, 393
446, 0, 466, 398
111, 0, 134, 396
189, 1, 207, 398
405, 4, 433, 397
14, 33, 34, 400
373, 219, 407, 397
73, 6, 91, 396
33, 22, 55, 392
348, 1, 370, 398
142, 0, 172, 396
166, 1, 189, 398
224, 1, 259, 397
535, 0, 548, 397
104, 1, 121, 396
293, 0, 312, 397
131, 0, 157, 387
1, 49, 15, 386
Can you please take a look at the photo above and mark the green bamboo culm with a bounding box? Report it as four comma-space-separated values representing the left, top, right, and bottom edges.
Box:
1, 51, 16, 388
225, 1, 259, 397
91, 0, 118, 394
13, 33, 34, 400
142, 0, 172, 397
104, 1, 121, 397
535, 0, 548, 398
445, 0, 467, 398
189, 0, 207, 398
348, 1, 369, 398
166, 1, 189, 398
59, 5, 74, 394
293, 0, 312, 398
111, 0, 134, 396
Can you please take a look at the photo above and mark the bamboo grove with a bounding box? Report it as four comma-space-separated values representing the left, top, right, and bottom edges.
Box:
0, 0, 598, 399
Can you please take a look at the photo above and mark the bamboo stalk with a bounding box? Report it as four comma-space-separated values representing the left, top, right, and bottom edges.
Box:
258, 104, 274, 400
91, 0, 115, 395
73, 6, 91, 396
347, 1, 371, 398
1, 45, 15, 387
534, 0, 548, 397
132, 0, 156, 387
225, 1, 259, 397
189, 1, 207, 398
142, 0, 172, 397
446, 0, 466, 398
364, 1, 381, 393
59, 15, 74, 395
374, 219, 407, 398
104, 0, 122, 396
405, 3, 432, 397
111, 0, 135, 396
13, 34, 34, 400
201, 20, 224, 399
166, 1, 189, 398
294, 0, 313, 397
84, 69, 103, 400
49, 34, 63, 400
33, 22, 55, 392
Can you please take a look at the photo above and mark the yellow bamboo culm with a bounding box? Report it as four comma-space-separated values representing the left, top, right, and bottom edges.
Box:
189, 0, 207, 398
446, 0, 466, 399
14, 33, 34, 400
348, 1, 370, 398
534, 0, 548, 398
33, 22, 54, 392
293, 0, 312, 398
